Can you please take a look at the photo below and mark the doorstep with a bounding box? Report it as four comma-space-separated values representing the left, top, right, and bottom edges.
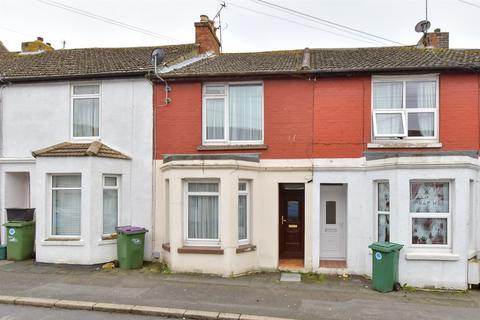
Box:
278, 259, 304, 271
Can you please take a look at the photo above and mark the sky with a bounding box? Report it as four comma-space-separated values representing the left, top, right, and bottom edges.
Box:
0, 0, 479, 52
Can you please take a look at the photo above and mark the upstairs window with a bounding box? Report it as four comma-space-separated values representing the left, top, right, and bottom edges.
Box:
72, 84, 100, 138
203, 83, 263, 144
372, 76, 438, 140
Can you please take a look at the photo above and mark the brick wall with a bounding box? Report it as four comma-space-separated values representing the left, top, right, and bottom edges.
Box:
154, 73, 480, 160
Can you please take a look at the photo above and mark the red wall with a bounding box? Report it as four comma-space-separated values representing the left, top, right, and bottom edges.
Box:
154, 73, 480, 160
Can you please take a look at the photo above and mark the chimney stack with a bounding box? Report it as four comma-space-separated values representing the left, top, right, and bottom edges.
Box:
417, 28, 449, 49
21, 36, 54, 53
195, 15, 221, 54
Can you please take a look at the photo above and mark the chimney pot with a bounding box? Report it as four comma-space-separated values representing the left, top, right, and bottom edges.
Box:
434, 28, 441, 32
200, 15, 209, 22
37, 37, 43, 42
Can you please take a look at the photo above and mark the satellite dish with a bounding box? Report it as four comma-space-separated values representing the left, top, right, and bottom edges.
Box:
415, 20, 431, 33
151, 48, 166, 67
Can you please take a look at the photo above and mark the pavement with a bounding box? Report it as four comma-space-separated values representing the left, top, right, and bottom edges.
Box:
0, 260, 479, 320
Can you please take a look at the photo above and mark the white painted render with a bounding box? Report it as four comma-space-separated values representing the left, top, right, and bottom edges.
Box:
0, 78, 153, 264
155, 156, 479, 289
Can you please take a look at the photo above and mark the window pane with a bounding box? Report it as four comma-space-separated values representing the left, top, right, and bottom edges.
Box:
378, 182, 390, 212
104, 176, 117, 187
205, 85, 225, 95
188, 195, 218, 239
375, 113, 404, 135
73, 98, 99, 137
326, 201, 336, 224
73, 85, 100, 95
373, 82, 403, 109
287, 201, 299, 221
412, 218, 447, 244
188, 183, 218, 193
378, 214, 390, 242
229, 85, 263, 141
410, 182, 449, 213
408, 112, 434, 137
52, 189, 81, 236
103, 189, 118, 234
238, 182, 247, 191
238, 194, 247, 240
53, 175, 81, 188
406, 81, 436, 108
205, 99, 225, 140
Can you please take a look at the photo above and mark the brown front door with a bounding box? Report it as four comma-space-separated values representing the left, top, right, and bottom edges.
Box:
279, 184, 305, 259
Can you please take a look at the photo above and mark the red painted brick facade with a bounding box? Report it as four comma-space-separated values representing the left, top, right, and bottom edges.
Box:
154, 73, 480, 160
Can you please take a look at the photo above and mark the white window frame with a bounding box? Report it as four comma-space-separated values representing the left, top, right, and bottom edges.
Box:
102, 175, 120, 236
202, 82, 264, 145
238, 180, 250, 245
183, 180, 221, 247
70, 83, 101, 140
375, 181, 390, 242
372, 75, 439, 141
49, 174, 82, 239
409, 180, 452, 249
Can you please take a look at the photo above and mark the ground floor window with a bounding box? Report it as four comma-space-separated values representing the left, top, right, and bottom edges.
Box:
238, 181, 250, 244
51, 175, 81, 236
185, 182, 219, 245
376, 181, 390, 242
410, 181, 450, 246
103, 175, 119, 235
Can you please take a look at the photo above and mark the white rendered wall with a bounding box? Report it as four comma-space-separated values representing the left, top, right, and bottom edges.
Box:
0, 79, 153, 264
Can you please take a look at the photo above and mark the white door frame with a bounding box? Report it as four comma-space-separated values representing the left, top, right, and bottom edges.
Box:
319, 184, 347, 260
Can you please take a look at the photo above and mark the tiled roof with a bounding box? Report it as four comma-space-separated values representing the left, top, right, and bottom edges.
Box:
163, 46, 480, 78
32, 141, 130, 160
0, 41, 7, 53
0, 43, 198, 81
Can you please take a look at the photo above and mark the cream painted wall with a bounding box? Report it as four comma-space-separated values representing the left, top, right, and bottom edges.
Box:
154, 159, 313, 276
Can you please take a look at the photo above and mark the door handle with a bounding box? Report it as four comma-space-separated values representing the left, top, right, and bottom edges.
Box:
281, 216, 287, 225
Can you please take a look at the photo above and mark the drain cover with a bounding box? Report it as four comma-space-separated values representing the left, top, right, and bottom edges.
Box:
280, 272, 301, 282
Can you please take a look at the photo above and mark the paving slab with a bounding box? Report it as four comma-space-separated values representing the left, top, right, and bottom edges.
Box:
280, 273, 301, 282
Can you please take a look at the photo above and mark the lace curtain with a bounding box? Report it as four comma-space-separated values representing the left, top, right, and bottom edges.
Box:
52, 175, 81, 236
229, 85, 263, 141
73, 98, 99, 137
188, 183, 219, 239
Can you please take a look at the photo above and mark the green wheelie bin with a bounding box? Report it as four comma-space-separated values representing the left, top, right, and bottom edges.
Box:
3, 220, 35, 261
368, 242, 403, 292
116, 226, 148, 269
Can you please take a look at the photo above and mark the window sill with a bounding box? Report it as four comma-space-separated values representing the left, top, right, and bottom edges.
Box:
101, 234, 117, 241
162, 243, 171, 252
236, 244, 256, 254
177, 246, 224, 255
98, 239, 116, 246
367, 142, 442, 149
405, 252, 459, 261
197, 144, 268, 151
41, 238, 84, 246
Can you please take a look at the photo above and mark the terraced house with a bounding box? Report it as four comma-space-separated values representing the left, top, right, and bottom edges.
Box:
153, 26, 480, 289
0, 30, 204, 264
1, 15, 480, 290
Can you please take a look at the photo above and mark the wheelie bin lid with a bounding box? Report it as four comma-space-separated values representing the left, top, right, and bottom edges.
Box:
3, 220, 35, 228
116, 226, 148, 234
368, 242, 403, 253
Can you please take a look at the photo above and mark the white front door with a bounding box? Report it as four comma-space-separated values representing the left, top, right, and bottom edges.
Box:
320, 185, 346, 260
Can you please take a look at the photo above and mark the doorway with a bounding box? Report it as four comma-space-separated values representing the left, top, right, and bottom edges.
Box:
320, 184, 346, 263
279, 183, 305, 261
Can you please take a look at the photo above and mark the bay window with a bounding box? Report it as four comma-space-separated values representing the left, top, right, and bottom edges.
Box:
72, 84, 100, 138
372, 76, 438, 140
51, 175, 81, 236
410, 181, 450, 246
376, 181, 390, 242
185, 182, 220, 246
203, 83, 263, 144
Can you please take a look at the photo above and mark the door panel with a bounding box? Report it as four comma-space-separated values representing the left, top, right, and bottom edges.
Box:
320, 185, 346, 259
279, 185, 305, 259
